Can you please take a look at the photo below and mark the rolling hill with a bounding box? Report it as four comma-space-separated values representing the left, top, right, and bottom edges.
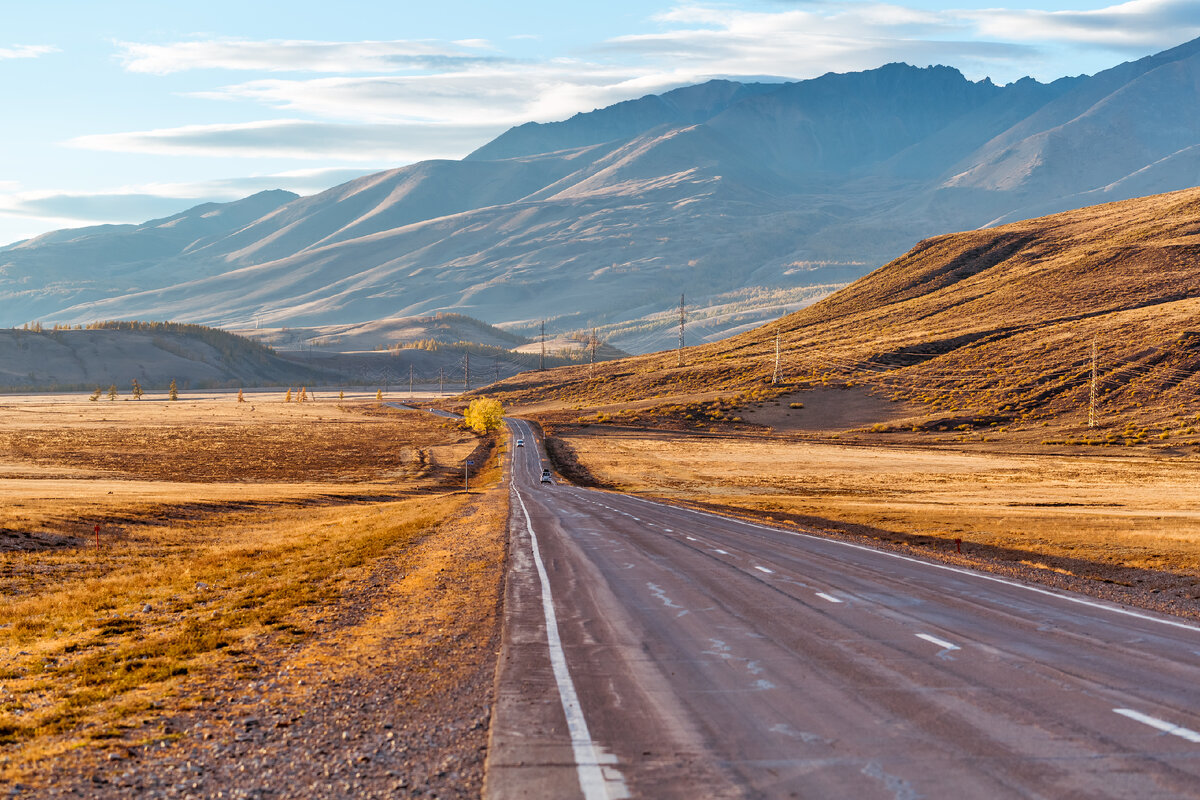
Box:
485, 186, 1200, 440
4, 39, 1200, 352
0, 321, 330, 392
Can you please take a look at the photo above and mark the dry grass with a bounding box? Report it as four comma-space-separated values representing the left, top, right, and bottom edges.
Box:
0, 393, 501, 780
483, 187, 1200, 443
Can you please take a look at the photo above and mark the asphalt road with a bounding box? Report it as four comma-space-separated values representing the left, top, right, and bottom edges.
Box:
485, 418, 1200, 799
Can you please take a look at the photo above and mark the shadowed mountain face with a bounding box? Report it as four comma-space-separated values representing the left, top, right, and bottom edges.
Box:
4, 39, 1200, 353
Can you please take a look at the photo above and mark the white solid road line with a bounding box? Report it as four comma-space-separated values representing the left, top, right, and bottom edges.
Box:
616, 492, 1200, 635
816, 592, 843, 604
510, 426, 630, 800
1114, 708, 1200, 743
754, 565, 775, 574
915, 633, 960, 651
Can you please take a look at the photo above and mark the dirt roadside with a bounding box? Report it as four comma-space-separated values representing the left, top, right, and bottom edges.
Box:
10, 480, 508, 800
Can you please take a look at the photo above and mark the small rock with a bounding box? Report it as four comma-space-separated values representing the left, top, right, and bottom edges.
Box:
142, 604, 153, 613
195, 582, 209, 591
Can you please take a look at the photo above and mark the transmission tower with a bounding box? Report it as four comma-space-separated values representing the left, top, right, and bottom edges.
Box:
439, 367, 445, 397
1089, 339, 1097, 429
465, 350, 471, 391
409, 363, 414, 398
589, 328, 598, 377
772, 333, 781, 385
540, 320, 546, 371
677, 293, 686, 367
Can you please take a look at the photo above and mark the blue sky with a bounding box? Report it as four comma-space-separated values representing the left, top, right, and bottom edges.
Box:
2, 0, 1198, 246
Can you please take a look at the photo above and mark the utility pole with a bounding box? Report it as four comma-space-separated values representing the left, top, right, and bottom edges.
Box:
409, 363, 414, 398
589, 328, 597, 377
677, 293, 686, 367
1089, 339, 1097, 429
439, 367, 444, 397
494, 357, 500, 384
540, 320, 546, 371
772, 333, 781, 385
465, 350, 471, 391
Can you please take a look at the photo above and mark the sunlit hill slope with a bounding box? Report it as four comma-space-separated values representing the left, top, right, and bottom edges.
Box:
490, 187, 1200, 440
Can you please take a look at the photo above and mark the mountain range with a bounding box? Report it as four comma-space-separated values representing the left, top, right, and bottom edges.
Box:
4, 37, 1200, 353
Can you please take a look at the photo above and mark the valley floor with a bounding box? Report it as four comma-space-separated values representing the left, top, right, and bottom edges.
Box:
0, 394, 505, 798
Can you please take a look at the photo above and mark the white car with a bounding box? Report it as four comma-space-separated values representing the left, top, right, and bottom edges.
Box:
540, 468, 553, 484
516, 438, 525, 447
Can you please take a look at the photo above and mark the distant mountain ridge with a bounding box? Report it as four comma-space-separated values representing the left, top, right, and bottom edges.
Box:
5, 38, 1200, 352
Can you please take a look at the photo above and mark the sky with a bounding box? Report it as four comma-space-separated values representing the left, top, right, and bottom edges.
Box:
1, 0, 1198, 246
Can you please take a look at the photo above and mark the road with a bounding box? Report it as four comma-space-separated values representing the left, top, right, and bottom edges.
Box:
485, 418, 1200, 799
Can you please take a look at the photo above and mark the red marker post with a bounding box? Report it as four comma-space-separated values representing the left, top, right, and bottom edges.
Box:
94, 523, 101, 548
955, 537, 962, 554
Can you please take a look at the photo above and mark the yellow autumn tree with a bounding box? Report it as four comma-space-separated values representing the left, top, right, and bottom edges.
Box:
463, 397, 504, 433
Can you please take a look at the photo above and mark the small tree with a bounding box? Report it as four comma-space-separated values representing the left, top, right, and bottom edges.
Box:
131, 379, 143, 400
338, 390, 345, 401
107, 384, 118, 401
89, 387, 102, 401
285, 388, 293, 403
168, 379, 178, 401
463, 397, 504, 433
237, 388, 245, 402
376, 389, 383, 403
297, 386, 307, 403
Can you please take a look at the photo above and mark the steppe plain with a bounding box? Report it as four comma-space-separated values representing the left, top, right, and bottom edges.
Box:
0, 391, 504, 798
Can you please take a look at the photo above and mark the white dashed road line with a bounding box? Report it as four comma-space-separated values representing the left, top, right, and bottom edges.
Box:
754, 566, 774, 574
915, 633, 960, 651
1114, 709, 1200, 743
816, 592, 843, 604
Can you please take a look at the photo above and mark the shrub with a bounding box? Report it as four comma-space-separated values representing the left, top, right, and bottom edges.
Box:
463, 397, 504, 433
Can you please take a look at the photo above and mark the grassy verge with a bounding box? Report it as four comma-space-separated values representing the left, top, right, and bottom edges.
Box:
0, 494, 471, 771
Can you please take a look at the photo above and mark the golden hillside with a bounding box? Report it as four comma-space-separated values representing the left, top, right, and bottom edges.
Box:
490, 186, 1200, 441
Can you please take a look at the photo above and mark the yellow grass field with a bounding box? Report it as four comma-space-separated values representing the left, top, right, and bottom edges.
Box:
0, 392, 503, 786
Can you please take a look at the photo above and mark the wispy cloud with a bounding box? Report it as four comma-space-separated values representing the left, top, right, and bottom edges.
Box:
0, 44, 57, 60
0, 168, 379, 227
68, 119, 506, 161
117, 38, 512, 74
968, 0, 1200, 50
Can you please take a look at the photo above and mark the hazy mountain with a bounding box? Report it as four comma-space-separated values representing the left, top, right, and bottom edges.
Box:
0, 321, 329, 391
5, 38, 1200, 353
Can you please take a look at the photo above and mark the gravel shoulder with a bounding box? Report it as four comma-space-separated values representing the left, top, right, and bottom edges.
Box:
15, 483, 508, 800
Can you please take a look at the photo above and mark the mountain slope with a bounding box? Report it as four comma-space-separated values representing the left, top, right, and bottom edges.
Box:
0, 321, 330, 391
6, 39, 1200, 352
488, 186, 1200, 435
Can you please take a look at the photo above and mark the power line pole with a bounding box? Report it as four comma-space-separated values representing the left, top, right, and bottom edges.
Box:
439, 367, 444, 397
1089, 339, 1097, 429
590, 327, 597, 377
494, 357, 500, 384
540, 320, 546, 371
772, 333, 781, 385
409, 363, 414, 398
465, 350, 471, 391
677, 293, 686, 367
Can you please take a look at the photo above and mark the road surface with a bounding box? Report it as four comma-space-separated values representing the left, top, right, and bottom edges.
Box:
485, 418, 1200, 799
